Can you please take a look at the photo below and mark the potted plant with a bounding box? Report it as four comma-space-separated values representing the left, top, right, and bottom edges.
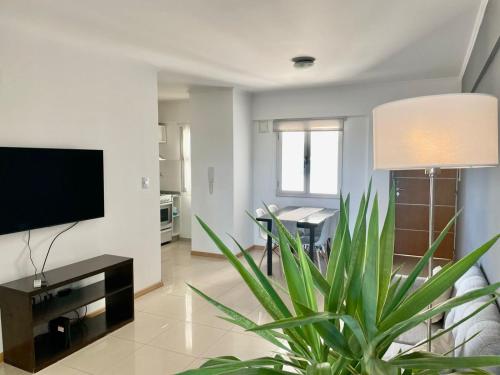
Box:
180, 185, 500, 374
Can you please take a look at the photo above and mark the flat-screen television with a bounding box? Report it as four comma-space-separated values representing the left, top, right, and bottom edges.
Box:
0, 147, 104, 235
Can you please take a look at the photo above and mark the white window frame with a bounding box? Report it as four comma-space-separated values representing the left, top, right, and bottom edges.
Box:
276, 130, 343, 198
179, 123, 191, 193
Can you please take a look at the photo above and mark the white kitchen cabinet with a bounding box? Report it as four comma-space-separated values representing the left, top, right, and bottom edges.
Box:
159, 123, 181, 161
160, 160, 181, 192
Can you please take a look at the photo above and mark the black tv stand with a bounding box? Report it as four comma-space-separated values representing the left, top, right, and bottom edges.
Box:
0, 255, 134, 373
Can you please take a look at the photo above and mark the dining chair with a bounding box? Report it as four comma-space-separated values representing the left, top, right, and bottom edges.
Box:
269, 204, 309, 238
265, 203, 298, 236
301, 212, 339, 273
255, 208, 281, 272
268, 204, 279, 213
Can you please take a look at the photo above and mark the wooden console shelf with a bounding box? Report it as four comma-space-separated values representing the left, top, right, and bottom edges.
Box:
0, 254, 134, 373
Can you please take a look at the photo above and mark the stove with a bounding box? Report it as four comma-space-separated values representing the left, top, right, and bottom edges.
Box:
160, 194, 173, 244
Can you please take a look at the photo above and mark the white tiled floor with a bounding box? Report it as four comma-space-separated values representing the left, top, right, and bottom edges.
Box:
0, 240, 283, 375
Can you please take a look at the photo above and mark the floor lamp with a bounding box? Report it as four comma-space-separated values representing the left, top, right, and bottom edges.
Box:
372, 93, 498, 351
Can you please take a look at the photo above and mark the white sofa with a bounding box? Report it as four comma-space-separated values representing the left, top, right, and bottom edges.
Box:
388, 265, 500, 374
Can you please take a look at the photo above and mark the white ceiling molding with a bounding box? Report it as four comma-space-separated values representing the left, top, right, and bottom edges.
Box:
459, 0, 489, 79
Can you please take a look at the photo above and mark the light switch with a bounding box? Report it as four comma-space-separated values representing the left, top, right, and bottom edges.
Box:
142, 177, 150, 189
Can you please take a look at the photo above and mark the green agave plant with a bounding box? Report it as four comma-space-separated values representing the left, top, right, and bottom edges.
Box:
179, 184, 500, 374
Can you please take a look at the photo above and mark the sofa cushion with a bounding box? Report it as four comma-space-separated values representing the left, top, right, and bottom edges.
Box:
454, 265, 483, 290
462, 319, 500, 355
391, 329, 454, 359
445, 263, 500, 363
396, 267, 451, 323
455, 275, 489, 296
396, 322, 440, 345
452, 301, 499, 339
445, 269, 490, 331
453, 303, 500, 355
412, 329, 455, 355
383, 342, 413, 360
430, 266, 453, 323
461, 320, 500, 374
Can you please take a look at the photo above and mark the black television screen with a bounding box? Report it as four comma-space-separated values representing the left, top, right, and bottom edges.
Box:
0, 147, 104, 235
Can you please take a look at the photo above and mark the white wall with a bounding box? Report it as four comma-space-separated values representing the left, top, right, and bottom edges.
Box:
158, 99, 192, 238
251, 77, 461, 244
233, 90, 254, 249
159, 125, 182, 191
252, 77, 461, 120
457, 0, 500, 284
158, 100, 187, 191
190, 87, 236, 253
158, 99, 191, 123
0, 24, 161, 351
190, 88, 254, 253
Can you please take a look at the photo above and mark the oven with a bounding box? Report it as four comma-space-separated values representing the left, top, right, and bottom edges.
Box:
160, 200, 173, 230
160, 194, 173, 244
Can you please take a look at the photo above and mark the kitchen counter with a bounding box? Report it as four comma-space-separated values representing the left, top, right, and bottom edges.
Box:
160, 190, 181, 195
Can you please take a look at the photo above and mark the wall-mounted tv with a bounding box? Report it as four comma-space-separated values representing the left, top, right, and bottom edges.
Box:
0, 147, 104, 235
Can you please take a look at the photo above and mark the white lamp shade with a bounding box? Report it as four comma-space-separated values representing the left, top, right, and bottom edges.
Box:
373, 93, 498, 170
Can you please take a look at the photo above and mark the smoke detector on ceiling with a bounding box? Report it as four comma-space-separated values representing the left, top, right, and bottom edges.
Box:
292, 56, 316, 69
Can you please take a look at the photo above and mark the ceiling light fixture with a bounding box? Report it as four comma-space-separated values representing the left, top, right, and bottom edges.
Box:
292, 56, 316, 69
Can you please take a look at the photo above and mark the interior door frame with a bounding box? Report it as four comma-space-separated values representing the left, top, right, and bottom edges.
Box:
391, 169, 459, 260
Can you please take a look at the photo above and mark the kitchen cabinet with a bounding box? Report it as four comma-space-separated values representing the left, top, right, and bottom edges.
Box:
159, 123, 181, 161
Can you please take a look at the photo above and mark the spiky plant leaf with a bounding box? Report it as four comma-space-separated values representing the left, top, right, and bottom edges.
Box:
377, 184, 396, 319
188, 184, 500, 375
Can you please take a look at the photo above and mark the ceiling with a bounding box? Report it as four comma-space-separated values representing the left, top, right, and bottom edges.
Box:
1, 0, 484, 99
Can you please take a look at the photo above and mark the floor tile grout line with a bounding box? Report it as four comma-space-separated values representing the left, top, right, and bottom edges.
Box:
65, 366, 94, 374
61, 362, 97, 375
141, 342, 205, 360
136, 307, 254, 332
197, 329, 234, 359
62, 336, 145, 375
96, 340, 146, 375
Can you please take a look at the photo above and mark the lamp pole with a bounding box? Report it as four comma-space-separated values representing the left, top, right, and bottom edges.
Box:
426, 167, 439, 351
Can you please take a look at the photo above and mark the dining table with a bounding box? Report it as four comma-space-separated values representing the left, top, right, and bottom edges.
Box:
256, 206, 339, 276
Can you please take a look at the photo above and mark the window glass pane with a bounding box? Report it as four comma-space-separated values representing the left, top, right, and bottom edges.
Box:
181, 126, 191, 192
281, 132, 305, 192
310, 131, 340, 195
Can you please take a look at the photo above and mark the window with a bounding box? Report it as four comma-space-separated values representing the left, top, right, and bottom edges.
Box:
276, 118, 343, 197
180, 125, 191, 193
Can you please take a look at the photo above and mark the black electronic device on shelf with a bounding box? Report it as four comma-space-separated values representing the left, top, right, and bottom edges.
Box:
48, 316, 71, 349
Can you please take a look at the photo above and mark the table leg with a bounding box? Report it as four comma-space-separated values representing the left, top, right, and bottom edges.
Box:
309, 226, 315, 262
266, 221, 273, 276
